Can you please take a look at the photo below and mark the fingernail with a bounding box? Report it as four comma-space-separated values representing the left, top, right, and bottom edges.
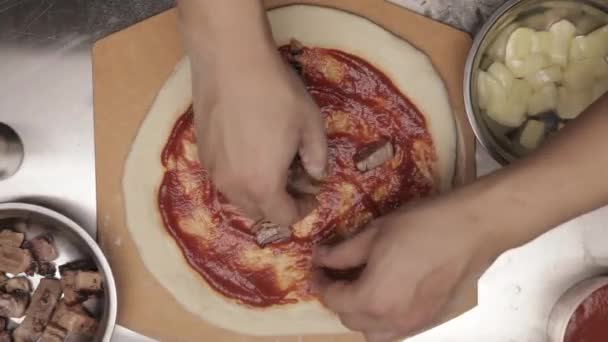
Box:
307, 164, 326, 180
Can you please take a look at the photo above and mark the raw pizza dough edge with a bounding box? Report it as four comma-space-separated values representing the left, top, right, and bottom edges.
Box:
122, 5, 457, 336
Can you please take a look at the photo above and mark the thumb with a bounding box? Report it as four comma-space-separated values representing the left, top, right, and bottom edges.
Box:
299, 107, 328, 180
314, 225, 379, 270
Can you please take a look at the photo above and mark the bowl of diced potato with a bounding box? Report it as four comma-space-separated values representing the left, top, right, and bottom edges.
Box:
465, 0, 608, 164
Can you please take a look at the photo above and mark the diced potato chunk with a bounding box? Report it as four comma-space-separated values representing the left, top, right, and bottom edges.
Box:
562, 58, 604, 90
486, 79, 532, 127
528, 83, 558, 115
507, 53, 552, 78
510, 79, 534, 108
488, 62, 515, 90
520, 120, 546, 149
531, 31, 552, 55
487, 23, 520, 62
506, 28, 535, 61
477, 71, 492, 111
557, 86, 593, 119
569, 36, 605, 61
549, 20, 577, 67
484, 75, 510, 124
524, 66, 563, 89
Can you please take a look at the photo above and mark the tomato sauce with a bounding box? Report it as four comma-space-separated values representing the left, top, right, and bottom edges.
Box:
157, 45, 436, 307
564, 284, 608, 342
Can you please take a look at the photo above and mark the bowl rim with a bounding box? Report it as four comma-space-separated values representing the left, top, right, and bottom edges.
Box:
547, 276, 608, 342
0, 202, 117, 342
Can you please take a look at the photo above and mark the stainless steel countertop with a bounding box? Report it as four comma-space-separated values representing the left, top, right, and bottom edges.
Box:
1, 1, 607, 341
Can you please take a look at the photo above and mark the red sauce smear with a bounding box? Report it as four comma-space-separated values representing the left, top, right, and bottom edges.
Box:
564, 284, 608, 342
157, 45, 437, 307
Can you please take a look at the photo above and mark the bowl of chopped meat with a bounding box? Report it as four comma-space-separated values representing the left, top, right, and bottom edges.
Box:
0, 202, 117, 342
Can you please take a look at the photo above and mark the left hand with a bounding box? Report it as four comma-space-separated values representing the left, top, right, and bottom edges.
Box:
313, 194, 505, 342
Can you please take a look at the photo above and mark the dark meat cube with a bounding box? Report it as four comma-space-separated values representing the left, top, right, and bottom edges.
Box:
58, 260, 96, 275
60, 271, 102, 306
37, 262, 56, 278
0, 317, 7, 331
25, 236, 58, 262
38, 324, 67, 342
0, 292, 29, 318
73, 272, 102, 293
3, 277, 30, 294
51, 302, 98, 336
0, 247, 32, 275
0, 231, 24, 248
13, 279, 62, 341
353, 138, 394, 172
252, 220, 292, 247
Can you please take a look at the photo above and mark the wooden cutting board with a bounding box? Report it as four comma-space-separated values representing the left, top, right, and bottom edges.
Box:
93, 1, 476, 341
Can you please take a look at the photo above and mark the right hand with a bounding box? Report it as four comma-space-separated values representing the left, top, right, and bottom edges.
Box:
190, 42, 328, 227
313, 191, 502, 341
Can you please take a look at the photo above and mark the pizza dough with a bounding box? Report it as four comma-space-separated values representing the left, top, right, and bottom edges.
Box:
123, 5, 456, 336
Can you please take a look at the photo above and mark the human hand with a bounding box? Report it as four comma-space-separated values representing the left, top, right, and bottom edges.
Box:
313, 193, 504, 341
190, 45, 327, 227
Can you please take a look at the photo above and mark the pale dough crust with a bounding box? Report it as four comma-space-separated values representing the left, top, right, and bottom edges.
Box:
123, 5, 456, 336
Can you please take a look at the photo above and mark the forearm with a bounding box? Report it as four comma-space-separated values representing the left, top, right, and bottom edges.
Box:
469, 94, 608, 250
176, 1, 275, 71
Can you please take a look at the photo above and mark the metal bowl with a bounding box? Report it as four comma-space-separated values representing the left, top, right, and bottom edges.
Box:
0, 202, 117, 342
0, 123, 24, 181
464, 0, 608, 164
547, 276, 608, 341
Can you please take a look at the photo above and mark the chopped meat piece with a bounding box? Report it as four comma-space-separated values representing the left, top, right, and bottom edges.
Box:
58, 260, 96, 274
0, 231, 24, 248
252, 220, 292, 247
0, 247, 32, 275
60, 271, 102, 306
61, 288, 85, 307
0, 331, 10, 342
23, 265, 36, 278
73, 272, 102, 293
3, 277, 30, 294
13, 279, 62, 341
51, 302, 98, 336
37, 262, 56, 278
0, 317, 6, 331
24, 236, 57, 262
353, 138, 394, 172
0, 292, 29, 318
38, 324, 66, 342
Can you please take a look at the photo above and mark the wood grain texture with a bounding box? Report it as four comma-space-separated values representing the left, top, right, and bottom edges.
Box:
93, 1, 475, 340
